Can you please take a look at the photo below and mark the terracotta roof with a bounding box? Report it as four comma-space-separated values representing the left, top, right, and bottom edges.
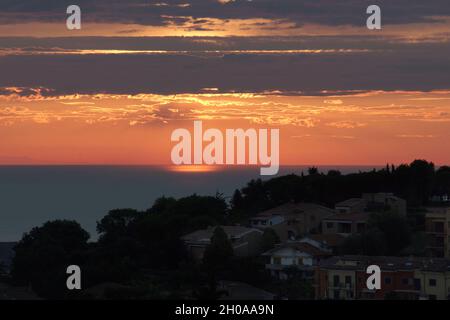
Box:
319, 255, 450, 272
256, 202, 334, 218
309, 234, 347, 247
335, 198, 365, 207
263, 241, 330, 257
324, 212, 369, 222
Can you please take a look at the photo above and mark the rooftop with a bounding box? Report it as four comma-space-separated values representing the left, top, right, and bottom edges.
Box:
181, 225, 262, 243
335, 198, 365, 207
323, 213, 369, 222
319, 255, 450, 272
309, 233, 347, 247
263, 241, 331, 257
255, 202, 334, 218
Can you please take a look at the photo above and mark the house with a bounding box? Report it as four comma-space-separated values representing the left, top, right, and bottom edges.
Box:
315, 255, 450, 300
335, 193, 406, 216
263, 239, 331, 280
362, 193, 406, 215
425, 207, 450, 258
181, 226, 263, 262
429, 194, 450, 204
414, 258, 450, 300
322, 213, 368, 236
335, 198, 366, 214
249, 202, 335, 241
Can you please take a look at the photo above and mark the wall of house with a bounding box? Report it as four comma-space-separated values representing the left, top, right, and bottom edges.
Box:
415, 270, 450, 300
233, 230, 263, 257
326, 269, 356, 300
356, 270, 416, 299
322, 220, 355, 235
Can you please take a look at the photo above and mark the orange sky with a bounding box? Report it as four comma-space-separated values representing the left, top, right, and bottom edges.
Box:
1, 90, 449, 165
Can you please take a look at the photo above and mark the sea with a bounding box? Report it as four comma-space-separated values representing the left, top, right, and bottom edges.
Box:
0, 165, 382, 241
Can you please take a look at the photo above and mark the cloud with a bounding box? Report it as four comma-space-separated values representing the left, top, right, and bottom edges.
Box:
1, 0, 450, 28
396, 134, 436, 138
1, 41, 450, 95
324, 99, 343, 105
326, 121, 367, 129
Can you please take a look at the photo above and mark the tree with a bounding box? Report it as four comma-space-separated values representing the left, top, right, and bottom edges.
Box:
203, 227, 233, 270
202, 227, 233, 299
369, 211, 411, 255
435, 166, 450, 196
11, 220, 89, 299
341, 229, 387, 256
97, 208, 140, 242
231, 189, 243, 210
261, 228, 280, 251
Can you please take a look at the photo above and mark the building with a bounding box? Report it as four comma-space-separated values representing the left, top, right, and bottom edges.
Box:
322, 213, 368, 236
429, 194, 450, 204
362, 193, 406, 215
335, 198, 366, 214
249, 202, 335, 241
335, 193, 406, 216
263, 239, 331, 280
425, 207, 450, 258
315, 255, 450, 300
414, 259, 450, 300
181, 225, 263, 262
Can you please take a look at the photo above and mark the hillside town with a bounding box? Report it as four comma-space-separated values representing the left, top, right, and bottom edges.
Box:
180, 193, 450, 300
1, 161, 450, 300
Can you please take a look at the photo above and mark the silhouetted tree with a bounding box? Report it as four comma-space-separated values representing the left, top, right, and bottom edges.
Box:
261, 228, 281, 251
12, 220, 89, 299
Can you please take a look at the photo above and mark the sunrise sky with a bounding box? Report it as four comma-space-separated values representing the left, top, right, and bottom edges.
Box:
1, 0, 450, 166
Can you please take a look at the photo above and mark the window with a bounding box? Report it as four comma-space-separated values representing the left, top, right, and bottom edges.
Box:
414, 278, 421, 290
333, 275, 340, 287
345, 276, 352, 285
326, 222, 334, 229
429, 279, 437, 287
273, 257, 281, 265
356, 223, 366, 233
333, 290, 340, 300
429, 294, 437, 300
435, 222, 444, 233
402, 278, 409, 285
384, 277, 392, 285
338, 223, 352, 234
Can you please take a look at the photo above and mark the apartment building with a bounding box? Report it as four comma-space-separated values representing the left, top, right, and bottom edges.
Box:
249, 202, 335, 241
181, 225, 263, 261
415, 259, 450, 300
335, 193, 406, 216
322, 213, 368, 236
315, 255, 450, 300
425, 207, 450, 258
263, 238, 331, 280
